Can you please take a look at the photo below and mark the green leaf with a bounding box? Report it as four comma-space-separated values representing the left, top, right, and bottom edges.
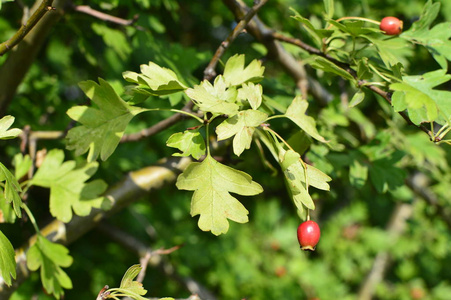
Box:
308, 56, 356, 83
176, 155, 263, 235
30, 149, 107, 222
0, 115, 22, 140
216, 110, 268, 156
27, 235, 73, 298
123, 61, 187, 96
119, 264, 147, 296
92, 23, 131, 60
0, 230, 16, 286
290, 9, 333, 48
391, 70, 451, 125
349, 90, 365, 108
185, 75, 239, 115
280, 150, 331, 215
166, 129, 206, 160
349, 159, 368, 189
368, 151, 407, 193
401, 1, 450, 68
223, 54, 265, 86
237, 82, 263, 110
285, 96, 327, 143
66, 78, 148, 162
0, 191, 16, 223
324, 0, 334, 19
0, 162, 22, 218
13, 153, 32, 180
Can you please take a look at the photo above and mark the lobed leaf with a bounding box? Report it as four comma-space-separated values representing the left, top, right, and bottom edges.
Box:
123, 61, 187, 96
0, 162, 22, 218
0, 115, 22, 140
176, 155, 263, 235
30, 149, 107, 223
216, 110, 268, 156
27, 235, 73, 298
223, 54, 265, 87
119, 264, 147, 296
237, 82, 263, 110
66, 78, 148, 162
166, 129, 206, 160
285, 96, 327, 143
185, 76, 239, 115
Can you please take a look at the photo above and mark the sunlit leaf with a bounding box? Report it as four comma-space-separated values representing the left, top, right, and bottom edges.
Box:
167, 129, 206, 160
176, 155, 263, 235
0, 115, 22, 140
66, 78, 148, 162
30, 149, 107, 222
0, 162, 22, 218
285, 96, 327, 143
216, 110, 268, 156
185, 75, 239, 115
223, 54, 265, 86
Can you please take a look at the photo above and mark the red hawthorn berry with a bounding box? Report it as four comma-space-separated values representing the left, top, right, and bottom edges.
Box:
297, 220, 321, 251
380, 16, 403, 35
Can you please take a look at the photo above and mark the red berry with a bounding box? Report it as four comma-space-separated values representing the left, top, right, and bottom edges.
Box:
297, 220, 321, 251
379, 17, 403, 35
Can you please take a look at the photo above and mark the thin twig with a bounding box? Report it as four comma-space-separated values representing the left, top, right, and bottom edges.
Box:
203, 0, 269, 81
72, 5, 145, 30
0, 0, 55, 56
221, 0, 332, 104
271, 30, 434, 139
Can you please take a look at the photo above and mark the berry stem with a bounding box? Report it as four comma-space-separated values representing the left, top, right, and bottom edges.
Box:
327, 16, 380, 30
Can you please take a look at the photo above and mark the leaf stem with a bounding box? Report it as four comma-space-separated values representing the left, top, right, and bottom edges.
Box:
327, 16, 381, 30
205, 115, 211, 156
21, 203, 40, 234
145, 108, 204, 123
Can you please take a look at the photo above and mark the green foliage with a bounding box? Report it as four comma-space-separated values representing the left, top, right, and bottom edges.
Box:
1, 0, 451, 299
27, 235, 73, 299
66, 79, 149, 162
0, 229, 16, 286
30, 149, 107, 222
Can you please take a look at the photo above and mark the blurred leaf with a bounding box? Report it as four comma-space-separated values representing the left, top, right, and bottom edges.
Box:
166, 129, 206, 160
13, 153, 32, 180
223, 54, 265, 86
30, 149, 107, 222
0, 115, 21, 140
0, 230, 16, 286
66, 78, 148, 162
216, 110, 268, 156
308, 56, 356, 83
349, 90, 365, 107
369, 152, 407, 193
27, 235, 73, 298
285, 96, 327, 143
92, 23, 131, 60
291, 9, 333, 47
185, 76, 239, 115
123, 61, 187, 96
176, 155, 263, 235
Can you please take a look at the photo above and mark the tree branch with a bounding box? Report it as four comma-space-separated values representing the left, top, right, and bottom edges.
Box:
0, 0, 66, 115
221, 0, 332, 105
0, 0, 55, 56
203, 0, 268, 81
